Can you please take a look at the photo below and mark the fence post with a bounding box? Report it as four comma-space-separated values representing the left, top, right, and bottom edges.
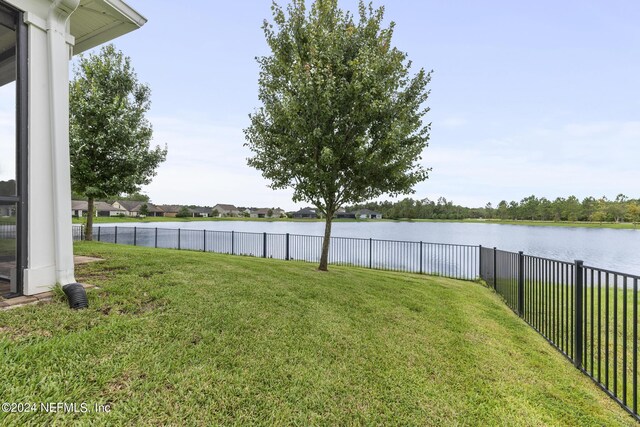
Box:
203, 229, 207, 252
97, 226, 100, 242
286, 233, 290, 260
479, 245, 483, 279
134, 226, 137, 246
263, 232, 267, 258
81, 224, 85, 240
114, 226, 118, 244
518, 251, 524, 317
369, 238, 372, 269
419, 241, 423, 274
574, 260, 584, 369
154, 227, 158, 248
178, 229, 181, 250
231, 231, 235, 255
493, 247, 497, 290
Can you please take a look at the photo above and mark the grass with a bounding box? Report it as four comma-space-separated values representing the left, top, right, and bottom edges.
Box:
493, 272, 640, 418
0, 243, 636, 425
0, 238, 15, 258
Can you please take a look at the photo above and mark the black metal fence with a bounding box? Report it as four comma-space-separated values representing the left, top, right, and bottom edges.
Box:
72, 224, 640, 421
73, 225, 478, 280
1, 221, 16, 239
479, 246, 640, 421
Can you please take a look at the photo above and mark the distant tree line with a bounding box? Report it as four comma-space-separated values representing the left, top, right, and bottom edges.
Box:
348, 194, 640, 223
0, 179, 15, 196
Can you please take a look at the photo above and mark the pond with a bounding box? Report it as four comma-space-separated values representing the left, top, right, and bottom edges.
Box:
94, 221, 640, 275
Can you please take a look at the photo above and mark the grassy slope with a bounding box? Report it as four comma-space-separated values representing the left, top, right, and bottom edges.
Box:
0, 243, 635, 426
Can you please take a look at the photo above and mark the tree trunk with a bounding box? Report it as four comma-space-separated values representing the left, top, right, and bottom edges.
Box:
318, 213, 334, 271
85, 197, 94, 241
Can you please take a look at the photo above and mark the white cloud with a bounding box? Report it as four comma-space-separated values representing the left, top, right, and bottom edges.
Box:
143, 115, 297, 209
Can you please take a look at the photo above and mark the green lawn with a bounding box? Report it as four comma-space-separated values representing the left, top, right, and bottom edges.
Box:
0, 238, 15, 258
0, 243, 635, 425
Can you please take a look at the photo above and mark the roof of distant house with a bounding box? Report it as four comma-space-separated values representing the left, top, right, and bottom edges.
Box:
213, 204, 238, 211
295, 207, 317, 214
71, 200, 86, 210
158, 205, 182, 213
97, 201, 124, 212
113, 200, 163, 213
191, 207, 211, 214
115, 200, 143, 211
72, 200, 124, 212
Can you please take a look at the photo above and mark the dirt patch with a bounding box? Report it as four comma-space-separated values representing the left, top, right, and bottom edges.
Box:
74, 255, 104, 265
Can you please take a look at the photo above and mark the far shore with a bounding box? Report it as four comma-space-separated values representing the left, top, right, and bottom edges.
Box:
70, 216, 638, 230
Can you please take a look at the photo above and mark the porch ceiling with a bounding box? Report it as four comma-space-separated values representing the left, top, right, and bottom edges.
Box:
71, 0, 146, 55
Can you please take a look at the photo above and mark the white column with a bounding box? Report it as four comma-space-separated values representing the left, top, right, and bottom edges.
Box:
22, 0, 79, 295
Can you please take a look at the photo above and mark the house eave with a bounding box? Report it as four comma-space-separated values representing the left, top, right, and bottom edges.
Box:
71, 0, 147, 55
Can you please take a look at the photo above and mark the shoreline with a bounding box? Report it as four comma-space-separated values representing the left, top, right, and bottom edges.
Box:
70, 216, 638, 230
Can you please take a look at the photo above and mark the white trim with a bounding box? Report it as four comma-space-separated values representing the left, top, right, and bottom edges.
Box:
103, 0, 146, 26
23, 11, 46, 30
47, 0, 80, 287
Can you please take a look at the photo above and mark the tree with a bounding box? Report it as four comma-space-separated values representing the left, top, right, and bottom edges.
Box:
497, 200, 508, 220
245, 0, 431, 270
0, 180, 15, 196
119, 192, 150, 202
69, 45, 167, 241
520, 195, 539, 220
139, 203, 149, 217
626, 202, 640, 225
176, 206, 191, 218
211, 208, 220, 218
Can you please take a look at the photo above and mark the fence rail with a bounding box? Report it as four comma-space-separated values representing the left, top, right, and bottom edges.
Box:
74, 225, 478, 280
72, 224, 640, 421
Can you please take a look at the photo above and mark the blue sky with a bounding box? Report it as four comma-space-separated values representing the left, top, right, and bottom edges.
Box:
77, 0, 640, 210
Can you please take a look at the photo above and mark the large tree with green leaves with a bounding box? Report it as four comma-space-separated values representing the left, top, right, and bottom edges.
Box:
70, 44, 167, 240
245, 0, 431, 270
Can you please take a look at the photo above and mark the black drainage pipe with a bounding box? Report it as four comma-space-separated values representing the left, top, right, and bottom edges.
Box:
62, 283, 89, 310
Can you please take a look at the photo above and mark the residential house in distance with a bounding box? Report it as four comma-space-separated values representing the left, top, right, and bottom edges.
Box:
293, 207, 318, 219
335, 211, 356, 219
145, 203, 165, 217
0, 205, 15, 217
249, 208, 269, 218
112, 200, 164, 217
248, 208, 285, 218
355, 209, 383, 219
191, 207, 211, 218
157, 205, 181, 217
212, 204, 241, 217
72, 200, 126, 217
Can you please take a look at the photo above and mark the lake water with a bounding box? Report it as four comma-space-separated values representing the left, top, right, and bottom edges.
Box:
94, 221, 640, 275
